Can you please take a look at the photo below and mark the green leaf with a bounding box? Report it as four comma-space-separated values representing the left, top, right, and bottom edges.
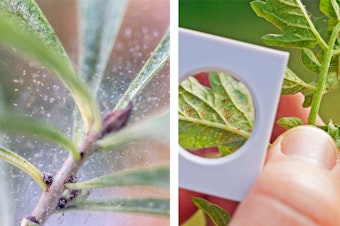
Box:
250, 0, 326, 49
97, 110, 169, 151
179, 72, 254, 155
320, 0, 340, 19
78, 0, 128, 95
0, 145, 46, 190
277, 117, 304, 130
320, 0, 340, 38
0, 113, 80, 160
301, 48, 321, 73
324, 71, 339, 93
302, 90, 314, 107
318, 120, 340, 148
0, 0, 69, 61
115, 29, 170, 110
67, 198, 170, 216
192, 197, 231, 226
66, 165, 169, 190
301, 70, 338, 107
0, 12, 101, 133
0, 164, 15, 225
281, 67, 316, 95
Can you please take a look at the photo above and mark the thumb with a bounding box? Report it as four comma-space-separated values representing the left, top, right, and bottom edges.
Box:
230, 126, 340, 226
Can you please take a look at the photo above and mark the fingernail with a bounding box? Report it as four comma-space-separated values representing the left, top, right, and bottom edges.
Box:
279, 126, 338, 169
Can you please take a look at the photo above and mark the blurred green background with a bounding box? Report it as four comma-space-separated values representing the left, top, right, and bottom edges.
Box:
179, 0, 340, 225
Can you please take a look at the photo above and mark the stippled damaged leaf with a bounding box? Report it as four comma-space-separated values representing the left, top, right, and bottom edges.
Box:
301, 48, 321, 73
277, 117, 304, 130
192, 197, 231, 226
282, 67, 316, 95
250, 0, 326, 48
179, 72, 254, 156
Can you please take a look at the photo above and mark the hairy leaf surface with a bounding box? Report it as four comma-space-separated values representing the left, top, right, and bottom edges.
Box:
251, 0, 324, 48
179, 72, 254, 155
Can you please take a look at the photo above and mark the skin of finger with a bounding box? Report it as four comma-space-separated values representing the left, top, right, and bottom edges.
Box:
179, 93, 318, 224
229, 130, 340, 226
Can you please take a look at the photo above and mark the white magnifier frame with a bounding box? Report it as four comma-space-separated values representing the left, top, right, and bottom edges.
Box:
179, 28, 289, 201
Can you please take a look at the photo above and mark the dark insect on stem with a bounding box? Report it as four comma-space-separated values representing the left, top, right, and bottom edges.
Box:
65, 175, 77, 184
101, 101, 133, 137
57, 197, 68, 209
42, 173, 53, 187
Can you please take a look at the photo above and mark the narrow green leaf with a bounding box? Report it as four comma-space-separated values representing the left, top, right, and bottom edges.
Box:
115, 29, 170, 110
192, 197, 231, 226
179, 72, 253, 154
66, 165, 169, 190
0, 113, 80, 160
301, 48, 321, 73
97, 110, 169, 151
67, 198, 170, 216
78, 0, 128, 95
0, 164, 15, 225
277, 117, 304, 130
0, 145, 46, 190
251, 0, 326, 49
0, 0, 69, 62
281, 67, 316, 95
0, 15, 101, 133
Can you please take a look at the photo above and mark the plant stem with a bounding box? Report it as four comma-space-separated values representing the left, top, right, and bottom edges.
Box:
25, 131, 100, 225
308, 23, 340, 125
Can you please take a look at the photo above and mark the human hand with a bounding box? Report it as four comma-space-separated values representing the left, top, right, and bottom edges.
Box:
179, 93, 339, 226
